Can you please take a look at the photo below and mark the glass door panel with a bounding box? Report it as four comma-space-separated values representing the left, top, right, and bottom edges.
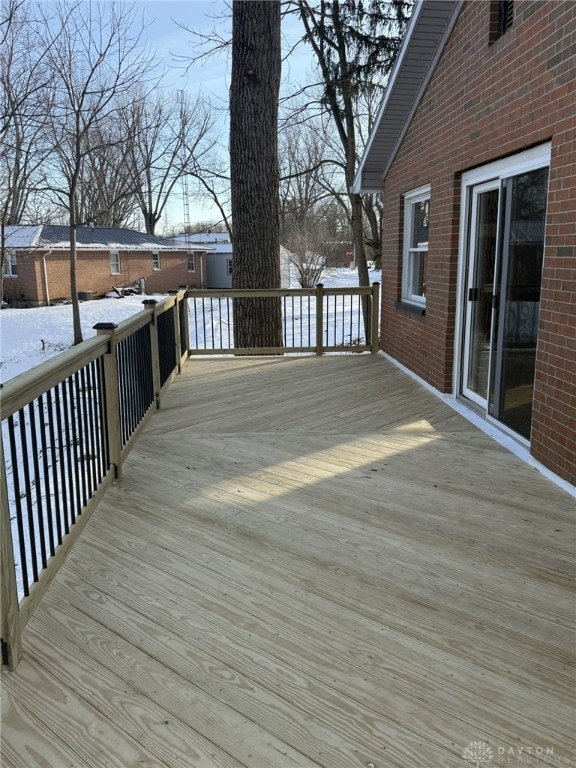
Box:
490, 167, 548, 439
464, 186, 499, 403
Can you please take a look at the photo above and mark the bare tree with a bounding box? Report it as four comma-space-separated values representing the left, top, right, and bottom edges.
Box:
230, 0, 283, 350
43, 0, 155, 344
76, 119, 141, 227
123, 90, 216, 235
293, 0, 410, 304
279, 119, 338, 235
0, 0, 55, 293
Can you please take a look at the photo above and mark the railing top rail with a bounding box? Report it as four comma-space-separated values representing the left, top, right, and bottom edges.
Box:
186, 285, 376, 299
322, 286, 375, 296
0, 335, 109, 420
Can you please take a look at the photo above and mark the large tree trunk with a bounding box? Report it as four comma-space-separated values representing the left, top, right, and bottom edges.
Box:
230, 0, 283, 351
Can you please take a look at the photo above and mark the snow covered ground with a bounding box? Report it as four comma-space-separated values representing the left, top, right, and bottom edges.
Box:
0, 268, 381, 383
0, 293, 166, 383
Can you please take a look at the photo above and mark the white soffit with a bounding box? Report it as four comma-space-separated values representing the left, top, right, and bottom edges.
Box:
352, 0, 463, 193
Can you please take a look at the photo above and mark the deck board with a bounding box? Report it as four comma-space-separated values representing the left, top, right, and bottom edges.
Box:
1, 355, 574, 767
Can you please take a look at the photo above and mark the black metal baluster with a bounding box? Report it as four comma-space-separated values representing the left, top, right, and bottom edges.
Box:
76, 369, 89, 506
45, 389, 63, 548
218, 297, 223, 349
97, 356, 110, 473
27, 402, 47, 569
38, 393, 56, 558
18, 407, 38, 584
227, 297, 232, 348
349, 294, 353, 345
8, 415, 29, 595
83, 363, 97, 496
61, 377, 79, 524
193, 298, 198, 348
116, 341, 126, 446
53, 384, 71, 537
201, 299, 207, 350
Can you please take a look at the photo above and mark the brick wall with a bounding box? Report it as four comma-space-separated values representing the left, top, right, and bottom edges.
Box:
6, 248, 205, 305
381, 0, 575, 484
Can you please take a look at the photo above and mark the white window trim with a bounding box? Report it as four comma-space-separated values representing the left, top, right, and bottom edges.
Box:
187, 252, 196, 273
402, 184, 430, 306
453, 141, 552, 401
152, 250, 161, 270
110, 250, 121, 275
3, 250, 17, 277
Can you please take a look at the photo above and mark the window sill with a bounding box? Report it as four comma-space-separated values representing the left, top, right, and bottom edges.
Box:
395, 300, 426, 317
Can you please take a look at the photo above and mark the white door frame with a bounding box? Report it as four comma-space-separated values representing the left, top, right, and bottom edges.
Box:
461, 179, 501, 408
453, 142, 552, 416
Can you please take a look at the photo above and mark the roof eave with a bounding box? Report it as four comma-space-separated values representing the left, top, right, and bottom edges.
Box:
352, 0, 463, 194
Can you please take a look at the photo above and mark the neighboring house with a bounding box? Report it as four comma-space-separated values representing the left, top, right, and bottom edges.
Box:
171, 232, 292, 288
353, 0, 575, 486
2, 225, 207, 306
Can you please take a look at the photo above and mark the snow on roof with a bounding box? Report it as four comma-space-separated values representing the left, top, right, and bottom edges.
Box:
5, 224, 206, 251
4, 225, 43, 249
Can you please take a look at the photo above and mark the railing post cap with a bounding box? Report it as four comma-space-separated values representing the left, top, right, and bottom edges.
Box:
372, 281, 380, 286
142, 299, 158, 306
167, 289, 179, 295
93, 322, 118, 331
178, 284, 188, 290
317, 283, 324, 288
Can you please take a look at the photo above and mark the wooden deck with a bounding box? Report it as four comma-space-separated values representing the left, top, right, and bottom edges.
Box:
1, 355, 574, 768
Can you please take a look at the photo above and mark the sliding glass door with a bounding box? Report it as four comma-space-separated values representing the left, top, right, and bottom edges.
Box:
462, 166, 548, 440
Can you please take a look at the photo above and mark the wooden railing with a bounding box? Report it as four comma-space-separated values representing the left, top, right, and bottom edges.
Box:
187, 283, 380, 355
0, 289, 188, 669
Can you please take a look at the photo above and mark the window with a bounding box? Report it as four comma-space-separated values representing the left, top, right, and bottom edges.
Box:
152, 250, 160, 270
226, 258, 233, 276
490, 0, 514, 42
2, 250, 17, 277
402, 185, 430, 305
187, 252, 195, 272
110, 251, 120, 274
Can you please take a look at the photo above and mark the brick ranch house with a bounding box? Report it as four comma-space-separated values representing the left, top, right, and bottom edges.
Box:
354, 0, 575, 487
2, 225, 208, 306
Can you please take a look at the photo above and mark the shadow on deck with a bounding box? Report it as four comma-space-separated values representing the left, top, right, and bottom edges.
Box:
2, 355, 574, 768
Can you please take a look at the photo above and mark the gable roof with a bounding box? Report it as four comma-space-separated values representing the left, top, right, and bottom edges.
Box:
352, 0, 463, 193
4, 224, 202, 251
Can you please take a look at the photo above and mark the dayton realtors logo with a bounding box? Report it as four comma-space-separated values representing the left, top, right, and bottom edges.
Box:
463, 742, 495, 766
462, 742, 571, 765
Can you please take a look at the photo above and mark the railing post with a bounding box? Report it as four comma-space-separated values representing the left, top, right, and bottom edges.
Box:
143, 300, 161, 409
0, 435, 22, 670
315, 283, 324, 356
168, 290, 182, 373
179, 285, 190, 360
93, 323, 123, 480
371, 282, 380, 354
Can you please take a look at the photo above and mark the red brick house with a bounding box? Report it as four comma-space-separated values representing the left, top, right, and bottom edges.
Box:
2, 225, 208, 306
354, 0, 575, 486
